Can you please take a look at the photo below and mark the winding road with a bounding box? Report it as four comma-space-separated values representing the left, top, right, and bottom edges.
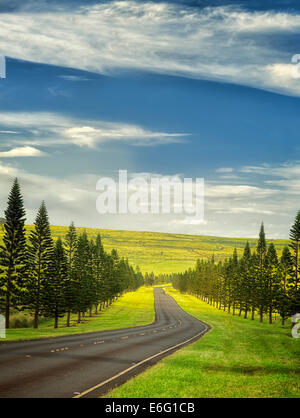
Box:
0, 288, 209, 398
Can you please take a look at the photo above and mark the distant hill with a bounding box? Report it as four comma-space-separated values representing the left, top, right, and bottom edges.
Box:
0, 225, 289, 274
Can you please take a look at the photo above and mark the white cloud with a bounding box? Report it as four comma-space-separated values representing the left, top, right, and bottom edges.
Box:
216, 207, 275, 215
58, 75, 90, 82
169, 218, 208, 226
64, 124, 186, 148
0, 2, 300, 95
225, 8, 300, 32
0, 112, 187, 149
0, 160, 294, 238
240, 162, 300, 197
205, 184, 276, 198
0, 146, 46, 157
240, 162, 300, 179
216, 167, 234, 173
0, 160, 98, 224
263, 63, 300, 94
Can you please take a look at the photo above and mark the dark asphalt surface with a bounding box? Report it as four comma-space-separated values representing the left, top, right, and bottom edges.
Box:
0, 288, 209, 398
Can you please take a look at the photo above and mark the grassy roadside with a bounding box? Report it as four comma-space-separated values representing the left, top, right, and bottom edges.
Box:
1, 287, 154, 342
105, 286, 300, 398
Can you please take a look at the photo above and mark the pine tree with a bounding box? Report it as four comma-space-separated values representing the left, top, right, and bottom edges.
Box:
73, 232, 94, 322
0, 179, 27, 329
249, 251, 258, 320
91, 234, 105, 313
102, 253, 115, 307
289, 211, 300, 325
90, 237, 99, 313
278, 246, 293, 325
265, 243, 279, 324
257, 223, 267, 261
230, 248, 239, 315
256, 223, 268, 322
64, 222, 77, 326
240, 242, 251, 318
224, 256, 235, 314
43, 238, 68, 328
25, 201, 54, 328
65, 222, 77, 270
112, 250, 127, 298
135, 266, 144, 289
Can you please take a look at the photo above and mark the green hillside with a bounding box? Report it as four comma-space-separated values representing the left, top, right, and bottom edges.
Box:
0, 225, 288, 274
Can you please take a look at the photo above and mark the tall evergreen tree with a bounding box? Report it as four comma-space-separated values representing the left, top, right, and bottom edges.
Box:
289, 211, 300, 325
64, 222, 77, 326
257, 223, 267, 263
0, 179, 27, 329
65, 222, 77, 270
25, 201, 54, 328
278, 246, 293, 325
240, 242, 252, 319
43, 238, 68, 328
265, 243, 279, 324
91, 234, 105, 313
256, 223, 268, 322
249, 251, 258, 320
73, 232, 94, 322
230, 248, 239, 315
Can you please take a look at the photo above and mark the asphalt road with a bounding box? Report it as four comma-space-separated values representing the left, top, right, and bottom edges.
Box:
0, 288, 209, 398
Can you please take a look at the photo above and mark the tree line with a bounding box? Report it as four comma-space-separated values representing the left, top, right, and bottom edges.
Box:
0, 179, 144, 329
173, 215, 300, 326
144, 272, 172, 286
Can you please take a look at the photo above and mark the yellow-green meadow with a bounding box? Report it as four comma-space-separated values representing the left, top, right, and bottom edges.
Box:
0, 225, 287, 275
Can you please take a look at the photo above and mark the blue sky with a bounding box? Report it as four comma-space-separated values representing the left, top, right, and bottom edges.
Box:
0, 0, 300, 238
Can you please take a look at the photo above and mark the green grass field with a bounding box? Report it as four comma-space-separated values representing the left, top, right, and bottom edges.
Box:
0, 225, 288, 274
1, 287, 154, 342
106, 286, 300, 398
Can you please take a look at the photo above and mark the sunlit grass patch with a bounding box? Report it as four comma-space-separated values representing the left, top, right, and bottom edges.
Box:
106, 287, 300, 398
2, 286, 154, 342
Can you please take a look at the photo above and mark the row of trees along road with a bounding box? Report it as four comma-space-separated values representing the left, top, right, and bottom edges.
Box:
173, 219, 300, 327
0, 179, 144, 329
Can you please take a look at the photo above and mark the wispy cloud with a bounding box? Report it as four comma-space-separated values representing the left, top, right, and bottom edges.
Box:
0, 1, 300, 95
239, 162, 300, 197
215, 207, 275, 215
216, 167, 234, 173
205, 184, 276, 198
0, 112, 187, 149
0, 146, 46, 157
58, 75, 90, 82
240, 162, 300, 179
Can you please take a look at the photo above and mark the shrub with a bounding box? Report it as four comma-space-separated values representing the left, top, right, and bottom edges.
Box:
10, 312, 34, 328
